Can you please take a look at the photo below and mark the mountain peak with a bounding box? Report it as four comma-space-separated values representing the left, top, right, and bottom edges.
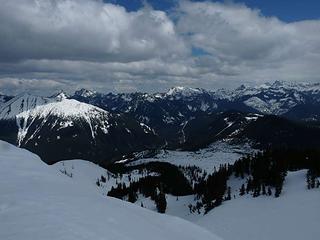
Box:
166, 86, 203, 97
271, 80, 286, 88
51, 91, 68, 101
236, 84, 247, 91
74, 88, 96, 98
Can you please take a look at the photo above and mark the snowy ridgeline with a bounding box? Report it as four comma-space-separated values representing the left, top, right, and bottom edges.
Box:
0, 140, 220, 240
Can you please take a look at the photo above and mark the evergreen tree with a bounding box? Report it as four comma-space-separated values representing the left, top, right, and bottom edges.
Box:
307, 170, 311, 189
226, 187, 231, 200
100, 175, 106, 183
96, 179, 100, 187
156, 192, 167, 213
239, 184, 245, 196
274, 185, 282, 198
246, 177, 252, 194
128, 188, 137, 203
262, 184, 266, 195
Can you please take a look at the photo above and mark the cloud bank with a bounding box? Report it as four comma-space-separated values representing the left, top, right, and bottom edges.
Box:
0, 0, 319, 95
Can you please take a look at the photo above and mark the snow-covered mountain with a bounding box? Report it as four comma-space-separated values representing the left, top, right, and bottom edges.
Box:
69, 81, 320, 148
0, 93, 163, 165
230, 81, 320, 116
1, 81, 319, 165
72, 81, 320, 123
0, 93, 13, 108
0, 140, 220, 240
182, 111, 320, 150
72, 87, 227, 147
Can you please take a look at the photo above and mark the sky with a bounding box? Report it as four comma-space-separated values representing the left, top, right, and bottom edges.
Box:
0, 0, 320, 95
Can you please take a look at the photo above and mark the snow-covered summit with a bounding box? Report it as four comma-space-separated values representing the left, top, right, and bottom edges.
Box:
74, 88, 97, 98
51, 90, 69, 101
225, 81, 320, 115
166, 86, 205, 98
0, 93, 109, 121
0, 93, 112, 146
20, 98, 109, 120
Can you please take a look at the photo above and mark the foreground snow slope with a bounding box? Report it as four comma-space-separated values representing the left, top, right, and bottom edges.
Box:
0, 141, 221, 240
197, 170, 320, 240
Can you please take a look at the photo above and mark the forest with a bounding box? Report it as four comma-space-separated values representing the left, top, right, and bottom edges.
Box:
105, 148, 320, 214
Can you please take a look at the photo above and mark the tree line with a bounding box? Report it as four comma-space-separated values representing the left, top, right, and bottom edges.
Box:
106, 148, 320, 214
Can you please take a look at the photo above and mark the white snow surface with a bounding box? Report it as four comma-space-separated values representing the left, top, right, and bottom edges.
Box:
0, 93, 109, 121
197, 170, 320, 240
0, 94, 111, 145
2, 140, 317, 240
130, 141, 253, 173
0, 140, 221, 240
0, 93, 53, 120
17, 98, 109, 119
53, 159, 160, 194
166, 86, 204, 98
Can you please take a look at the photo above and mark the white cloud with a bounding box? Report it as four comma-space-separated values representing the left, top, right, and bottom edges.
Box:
0, 0, 320, 94
0, 0, 186, 62
175, 1, 320, 84
0, 77, 66, 96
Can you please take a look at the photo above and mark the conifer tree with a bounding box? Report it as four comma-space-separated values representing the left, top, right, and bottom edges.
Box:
226, 187, 231, 200
96, 179, 100, 187
128, 189, 137, 203
262, 184, 266, 195
156, 192, 167, 213
239, 184, 245, 196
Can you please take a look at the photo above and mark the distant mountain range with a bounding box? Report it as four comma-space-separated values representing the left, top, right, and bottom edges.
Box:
0, 81, 319, 165
73, 80, 320, 118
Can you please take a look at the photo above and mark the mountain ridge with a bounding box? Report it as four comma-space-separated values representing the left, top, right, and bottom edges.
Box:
0, 94, 163, 166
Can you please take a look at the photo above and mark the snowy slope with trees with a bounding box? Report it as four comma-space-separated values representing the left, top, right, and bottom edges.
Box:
197, 170, 320, 240
0, 140, 221, 240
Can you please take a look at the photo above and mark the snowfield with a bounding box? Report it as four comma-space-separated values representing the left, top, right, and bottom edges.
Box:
197, 170, 320, 240
1, 139, 319, 240
129, 141, 254, 172
0, 140, 220, 240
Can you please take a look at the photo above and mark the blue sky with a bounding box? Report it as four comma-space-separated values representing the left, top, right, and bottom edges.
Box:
106, 0, 320, 22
